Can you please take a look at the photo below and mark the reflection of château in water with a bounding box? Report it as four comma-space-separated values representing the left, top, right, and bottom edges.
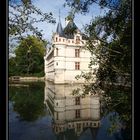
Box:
44, 81, 100, 139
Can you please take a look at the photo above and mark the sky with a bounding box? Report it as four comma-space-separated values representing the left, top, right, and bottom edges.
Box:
9, 0, 108, 57
32, 0, 108, 42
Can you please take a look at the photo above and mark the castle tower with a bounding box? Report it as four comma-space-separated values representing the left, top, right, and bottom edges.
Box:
44, 13, 98, 84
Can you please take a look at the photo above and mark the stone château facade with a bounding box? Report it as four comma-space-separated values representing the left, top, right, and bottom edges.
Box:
44, 81, 100, 138
44, 17, 99, 84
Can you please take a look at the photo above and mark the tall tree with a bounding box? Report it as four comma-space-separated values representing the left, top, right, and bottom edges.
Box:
65, 0, 132, 139
9, 36, 46, 76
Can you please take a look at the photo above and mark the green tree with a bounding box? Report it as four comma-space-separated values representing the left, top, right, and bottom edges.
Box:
9, 57, 17, 76
65, 0, 132, 139
9, 35, 46, 76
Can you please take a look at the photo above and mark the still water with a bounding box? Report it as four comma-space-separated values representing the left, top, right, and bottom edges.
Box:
9, 81, 123, 140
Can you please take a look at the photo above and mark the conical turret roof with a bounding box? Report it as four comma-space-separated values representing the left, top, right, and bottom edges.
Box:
56, 21, 64, 37
56, 10, 64, 37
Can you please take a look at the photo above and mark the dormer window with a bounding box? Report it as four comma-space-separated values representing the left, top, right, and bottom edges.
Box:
76, 36, 80, 44
56, 37, 58, 42
59, 38, 61, 41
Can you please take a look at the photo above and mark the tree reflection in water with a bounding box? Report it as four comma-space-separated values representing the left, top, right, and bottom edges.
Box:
9, 81, 123, 140
9, 82, 46, 121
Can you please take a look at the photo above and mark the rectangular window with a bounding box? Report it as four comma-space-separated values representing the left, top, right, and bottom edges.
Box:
56, 48, 58, 56
75, 62, 80, 70
75, 110, 80, 118
56, 127, 58, 132
75, 49, 80, 57
56, 112, 59, 120
75, 97, 80, 105
83, 123, 85, 126
77, 123, 81, 131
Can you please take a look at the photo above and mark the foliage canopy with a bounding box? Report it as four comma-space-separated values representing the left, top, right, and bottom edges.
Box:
9, 36, 46, 76
65, 0, 132, 139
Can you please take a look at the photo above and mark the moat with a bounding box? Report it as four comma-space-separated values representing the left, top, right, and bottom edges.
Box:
9, 81, 123, 140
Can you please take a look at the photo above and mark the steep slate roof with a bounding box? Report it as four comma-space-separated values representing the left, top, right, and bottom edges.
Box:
63, 20, 78, 39
56, 21, 64, 37
56, 18, 87, 40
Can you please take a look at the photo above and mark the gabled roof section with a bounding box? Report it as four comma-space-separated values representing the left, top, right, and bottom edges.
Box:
63, 20, 79, 39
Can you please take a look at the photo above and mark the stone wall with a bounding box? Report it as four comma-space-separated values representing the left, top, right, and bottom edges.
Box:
9, 76, 45, 82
